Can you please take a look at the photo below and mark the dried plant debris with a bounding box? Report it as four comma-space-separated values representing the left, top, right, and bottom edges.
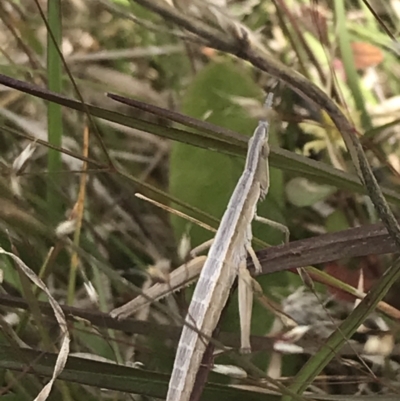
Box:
0, 248, 70, 401
10, 141, 37, 197
270, 286, 399, 395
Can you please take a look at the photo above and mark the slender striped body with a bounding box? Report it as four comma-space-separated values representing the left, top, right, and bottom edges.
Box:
166, 94, 273, 401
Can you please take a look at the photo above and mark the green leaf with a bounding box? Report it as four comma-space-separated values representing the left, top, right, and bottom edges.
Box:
325, 210, 349, 233
72, 322, 116, 361
169, 60, 286, 246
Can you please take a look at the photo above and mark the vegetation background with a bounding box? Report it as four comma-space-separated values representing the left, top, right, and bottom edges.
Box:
0, 0, 400, 400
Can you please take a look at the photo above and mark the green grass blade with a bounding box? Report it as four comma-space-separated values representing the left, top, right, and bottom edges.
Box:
335, 0, 372, 130
46, 0, 63, 220
1, 73, 400, 209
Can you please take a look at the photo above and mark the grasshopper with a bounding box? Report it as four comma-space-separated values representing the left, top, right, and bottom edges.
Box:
111, 93, 288, 401
165, 93, 288, 401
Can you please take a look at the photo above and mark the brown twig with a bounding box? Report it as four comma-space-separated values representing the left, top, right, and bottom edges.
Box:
253, 220, 396, 276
